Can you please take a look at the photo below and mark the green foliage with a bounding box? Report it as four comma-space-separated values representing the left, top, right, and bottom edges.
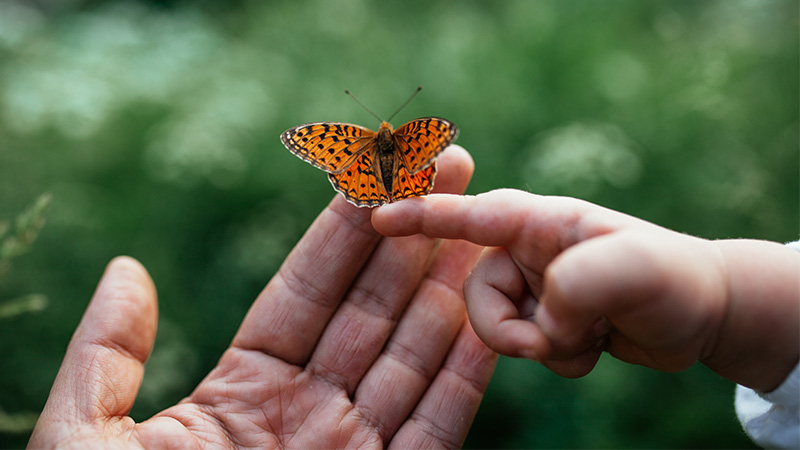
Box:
0, 407, 38, 435
0, 193, 50, 438
0, 294, 47, 321
0, 193, 51, 281
0, 0, 796, 447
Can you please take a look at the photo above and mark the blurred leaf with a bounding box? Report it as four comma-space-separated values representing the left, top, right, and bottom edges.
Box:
0, 407, 38, 434
0, 193, 51, 280
0, 294, 48, 320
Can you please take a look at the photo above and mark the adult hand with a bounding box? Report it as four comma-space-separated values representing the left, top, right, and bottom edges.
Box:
373, 189, 799, 390
29, 146, 497, 449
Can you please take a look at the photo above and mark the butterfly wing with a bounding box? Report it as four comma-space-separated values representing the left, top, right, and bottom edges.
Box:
393, 117, 458, 174
282, 116, 455, 206
328, 145, 390, 207
281, 122, 375, 174
391, 160, 436, 201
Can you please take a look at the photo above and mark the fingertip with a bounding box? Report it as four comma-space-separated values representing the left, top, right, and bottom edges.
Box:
372, 145, 472, 237
107, 254, 145, 269
466, 315, 549, 362
494, 319, 548, 361
104, 255, 157, 315
371, 198, 423, 236
439, 144, 474, 177
431, 144, 474, 196
105, 256, 156, 296
89, 256, 158, 362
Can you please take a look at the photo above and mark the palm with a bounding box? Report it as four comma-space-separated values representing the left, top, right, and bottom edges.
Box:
29, 148, 496, 450
137, 354, 384, 449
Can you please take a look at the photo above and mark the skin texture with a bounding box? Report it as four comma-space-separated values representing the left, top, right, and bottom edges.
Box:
372, 189, 800, 392
29, 145, 498, 450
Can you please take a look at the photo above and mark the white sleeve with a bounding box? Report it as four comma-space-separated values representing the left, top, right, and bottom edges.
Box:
735, 362, 800, 448
734, 240, 800, 449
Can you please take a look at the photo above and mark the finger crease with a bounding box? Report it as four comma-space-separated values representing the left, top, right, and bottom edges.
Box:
88, 338, 143, 366
441, 364, 487, 394
385, 340, 433, 381
278, 264, 337, 310
307, 361, 350, 392
327, 202, 379, 237
408, 412, 461, 449
348, 284, 402, 321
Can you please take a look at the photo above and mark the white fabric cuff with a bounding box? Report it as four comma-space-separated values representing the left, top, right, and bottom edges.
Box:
735, 362, 800, 449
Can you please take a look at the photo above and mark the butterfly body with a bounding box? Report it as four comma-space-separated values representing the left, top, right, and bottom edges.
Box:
374, 121, 399, 198
281, 117, 458, 208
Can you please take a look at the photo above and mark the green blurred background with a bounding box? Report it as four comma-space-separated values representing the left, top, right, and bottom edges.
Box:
0, 0, 797, 448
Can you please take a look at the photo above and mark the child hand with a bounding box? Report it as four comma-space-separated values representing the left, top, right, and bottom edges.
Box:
373, 189, 799, 391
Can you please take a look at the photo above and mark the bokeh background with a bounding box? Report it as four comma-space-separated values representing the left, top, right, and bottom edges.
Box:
1, 0, 797, 448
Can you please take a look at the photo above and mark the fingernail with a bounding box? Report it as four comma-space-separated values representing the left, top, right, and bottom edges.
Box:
592, 334, 609, 352
592, 317, 614, 338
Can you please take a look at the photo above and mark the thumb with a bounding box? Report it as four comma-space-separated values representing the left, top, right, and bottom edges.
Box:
30, 256, 158, 445
536, 232, 660, 340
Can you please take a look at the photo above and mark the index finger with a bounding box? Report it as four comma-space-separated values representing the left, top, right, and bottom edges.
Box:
372, 189, 649, 270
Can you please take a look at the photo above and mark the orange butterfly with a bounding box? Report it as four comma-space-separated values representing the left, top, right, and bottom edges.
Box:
280, 87, 458, 207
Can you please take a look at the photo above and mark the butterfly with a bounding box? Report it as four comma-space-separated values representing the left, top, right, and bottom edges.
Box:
280, 88, 458, 208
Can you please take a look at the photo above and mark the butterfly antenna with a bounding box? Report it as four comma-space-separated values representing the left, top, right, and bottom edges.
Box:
386, 86, 422, 123
345, 89, 383, 122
